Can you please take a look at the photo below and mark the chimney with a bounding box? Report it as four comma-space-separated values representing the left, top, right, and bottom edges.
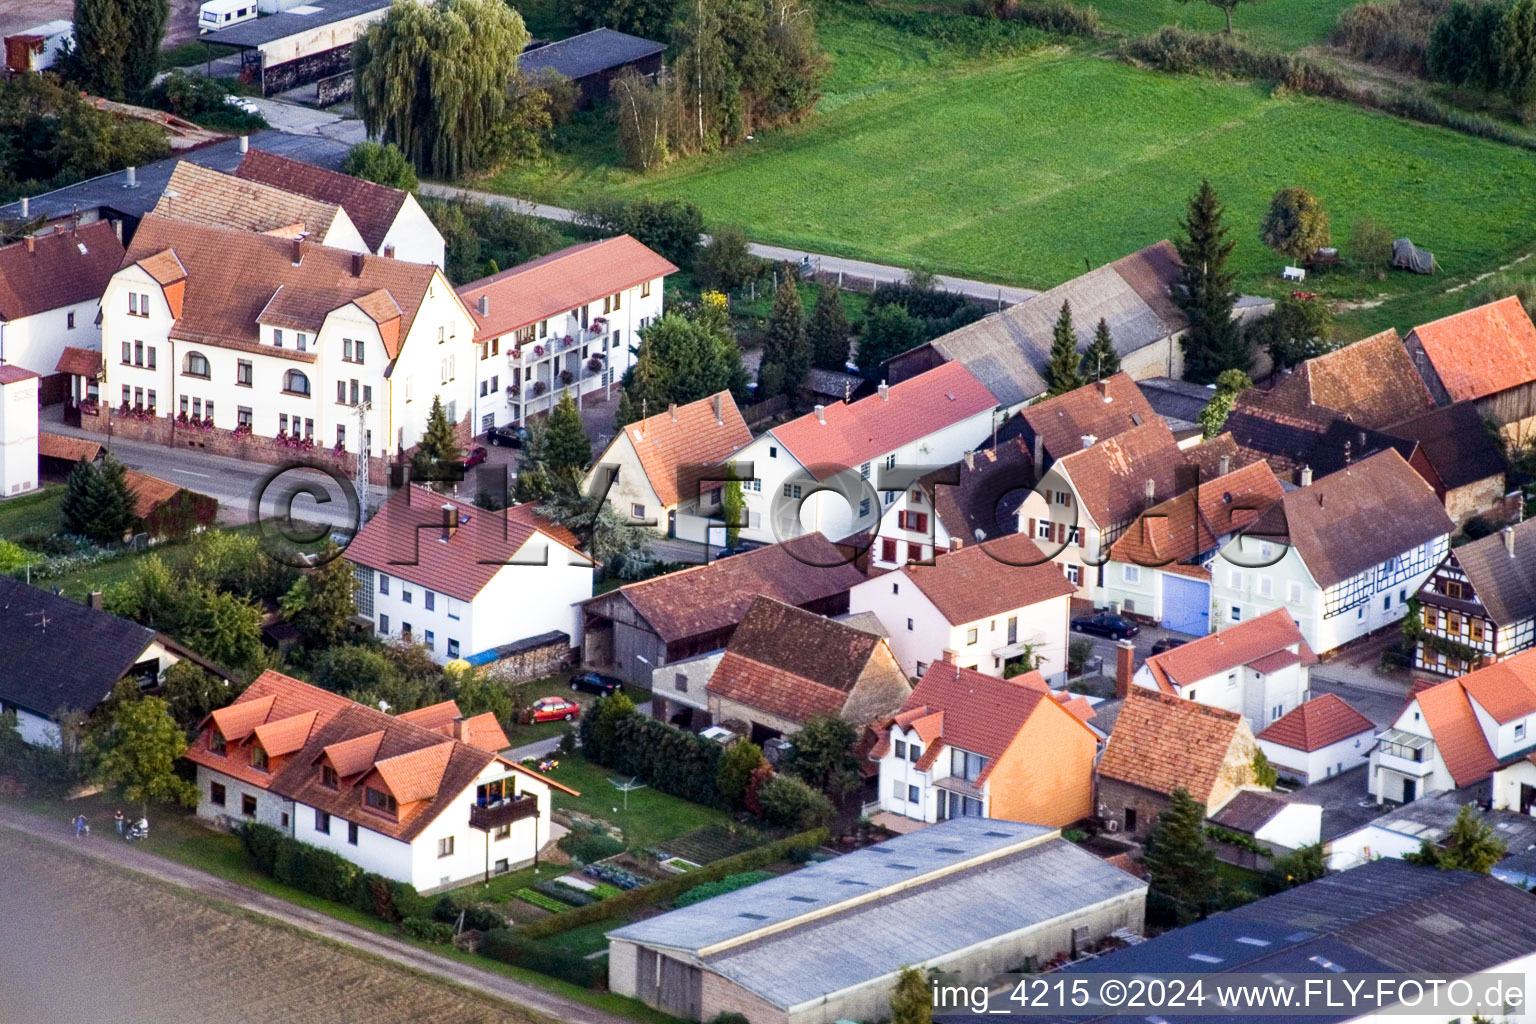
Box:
711, 393, 723, 424
1218, 454, 1231, 476
291, 238, 304, 266
1115, 639, 1135, 699
878, 381, 890, 401
963, 450, 975, 470
239, 135, 249, 154
351, 251, 365, 277
112, 219, 122, 243
441, 504, 459, 542
940, 648, 956, 665
1033, 433, 1045, 476
124, 166, 138, 189
1505, 525, 1516, 557
452, 716, 471, 744
950, 537, 962, 551
24, 236, 33, 253
1299, 465, 1313, 487
88, 591, 104, 611
19, 196, 28, 217
814, 404, 826, 424
1081, 433, 1097, 450
1144, 477, 1156, 507
668, 403, 677, 422
383, 244, 395, 258
477, 295, 489, 317
1097, 378, 1110, 402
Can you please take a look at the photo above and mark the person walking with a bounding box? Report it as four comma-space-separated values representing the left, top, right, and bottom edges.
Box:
114, 809, 125, 837
72, 814, 87, 838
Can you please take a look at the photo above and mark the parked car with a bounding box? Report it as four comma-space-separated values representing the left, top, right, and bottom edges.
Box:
522, 696, 581, 724
1070, 613, 1140, 640
463, 445, 488, 468
223, 94, 260, 116
1149, 636, 1188, 656
486, 425, 527, 448
569, 672, 623, 697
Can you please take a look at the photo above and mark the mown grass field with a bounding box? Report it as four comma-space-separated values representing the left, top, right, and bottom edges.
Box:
486, 2, 1536, 337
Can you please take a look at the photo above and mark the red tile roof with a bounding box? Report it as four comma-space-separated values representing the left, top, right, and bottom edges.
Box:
235, 149, 408, 253
123, 469, 185, 521
185, 670, 354, 790
1098, 689, 1249, 802
1299, 329, 1435, 428
1142, 608, 1313, 692
1020, 372, 1162, 461
252, 709, 319, 757
613, 391, 751, 507
592, 534, 869, 644
771, 362, 997, 479
122, 215, 439, 362
1408, 296, 1536, 402
1459, 647, 1536, 724
898, 533, 1075, 625
0, 221, 124, 321
395, 700, 511, 752
1108, 460, 1282, 569
54, 346, 103, 378
1054, 420, 1191, 530
345, 486, 590, 602
37, 433, 101, 463
1413, 680, 1500, 788
322, 730, 386, 778
1257, 694, 1374, 752
457, 236, 677, 342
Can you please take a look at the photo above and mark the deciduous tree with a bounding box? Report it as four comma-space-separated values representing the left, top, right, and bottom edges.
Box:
88, 684, 198, 818
889, 966, 934, 1024
716, 738, 765, 807
279, 547, 358, 650
1045, 300, 1085, 396
856, 303, 921, 378
1173, 180, 1246, 384
1175, 0, 1263, 34
1247, 293, 1334, 372
610, 68, 674, 171
696, 226, 761, 291
341, 141, 418, 191
67, 0, 169, 99
1197, 368, 1252, 439
784, 715, 860, 794
1260, 186, 1331, 263
159, 660, 235, 736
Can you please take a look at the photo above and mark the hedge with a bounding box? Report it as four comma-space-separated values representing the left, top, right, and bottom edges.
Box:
480, 928, 608, 989
401, 916, 455, 943
516, 827, 829, 939
580, 701, 726, 806
673, 871, 774, 908
240, 823, 423, 924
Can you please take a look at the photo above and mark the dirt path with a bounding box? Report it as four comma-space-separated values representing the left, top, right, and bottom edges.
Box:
0, 803, 637, 1024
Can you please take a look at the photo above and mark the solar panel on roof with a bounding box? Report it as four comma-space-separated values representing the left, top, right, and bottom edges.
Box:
887, 863, 917, 869
1188, 953, 1222, 963
1235, 936, 1271, 946
983, 830, 1012, 837
737, 912, 767, 920
788, 896, 817, 903
935, 847, 965, 854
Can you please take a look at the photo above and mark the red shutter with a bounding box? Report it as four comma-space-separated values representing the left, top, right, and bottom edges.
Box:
882, 538, 898, 562
1028, 517, 1037, 539
897, 511, 907, 530
914, 513, 928, 533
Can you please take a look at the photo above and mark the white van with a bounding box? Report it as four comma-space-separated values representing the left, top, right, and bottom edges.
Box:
198, 0, 257, 33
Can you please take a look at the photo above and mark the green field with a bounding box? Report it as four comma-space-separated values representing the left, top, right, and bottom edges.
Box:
485, 3, 1536, 338
1087, 0, 1356, 49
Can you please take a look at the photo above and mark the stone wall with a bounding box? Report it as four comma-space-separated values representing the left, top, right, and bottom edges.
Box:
260, 44, 355, 97
315, 71, 354, 107
1095, 777, 1171, 842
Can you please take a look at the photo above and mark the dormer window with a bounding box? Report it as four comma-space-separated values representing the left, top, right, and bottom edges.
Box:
1517, 722, 1527, 743
273, 328, 284, 348
251, 745, 268, 772
321, 764, 338, 789
210, 729, 226, 756
365, 786, 398, 817
296, 333, 308, 352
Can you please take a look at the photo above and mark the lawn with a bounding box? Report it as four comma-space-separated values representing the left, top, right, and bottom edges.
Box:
484, 5, 1536, 339
544, 754, 732, 851
1086, 0, 1356, 50
0, 485, 65, 541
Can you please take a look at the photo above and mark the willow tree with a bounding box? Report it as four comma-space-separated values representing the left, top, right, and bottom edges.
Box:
353, 0, 529, 178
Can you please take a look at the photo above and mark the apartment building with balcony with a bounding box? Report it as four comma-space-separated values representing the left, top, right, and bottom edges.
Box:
456, 236, 675, 434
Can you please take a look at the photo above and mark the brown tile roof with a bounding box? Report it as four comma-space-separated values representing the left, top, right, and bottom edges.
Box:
152, 162, 346, 239
54, 346, 102, 378
616, 391, 751, 507
1209, 789, 1289, 833
1242, 449, 1453, 590
136, 248, 187, 286
1020, 372, 1162, 461
344, 486, 590, 602
122, 469, 183, 521
235, 149, 407, 253
916, 437, 1035, 544
878, 662, 1088, 784
1184, 433, 1265, 480
771, 362, 997, 479
596, 534, 869, 644
898, 533, 1075, 625
1257, 694, 1374, 752
1054, 420, 1190, 530
457, 236, 678, 342
122, 215, 438, 361
1446, 518, 1536, 627
707, 596, 902, 725
1098, 689, 1249, 802
184, 671, 355, 790
0, 365, 36, 384
0, 221, 123, 321
37, 433, 100, 463
1299, 329, 1434, 428
1109, 460, 1282, 569
1407, 296, 1536, 402
1386, 401, 1507, 492
1143, 608, 1313, 690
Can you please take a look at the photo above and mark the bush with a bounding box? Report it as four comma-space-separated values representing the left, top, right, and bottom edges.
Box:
1332, 0, 1448, 72
400, 916, 455, 943
673, 871, 775, 907
431, 893, 506, 931
696, 226, 763, 291
757, 774, 834, 830
709, 1014, 752, 1024
240, 823, 422, 924
557, 823, 625, 864
342, 141, 418, 191
517, 828, 829, 938
576, 196, 704, 269
967, 0, 1101, 36
583, 709, 725, 807
479, 928, 607, 988
858, 5, 1051, 56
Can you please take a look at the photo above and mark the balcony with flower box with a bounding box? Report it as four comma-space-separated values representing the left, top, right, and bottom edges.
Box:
468, 793, 539, 831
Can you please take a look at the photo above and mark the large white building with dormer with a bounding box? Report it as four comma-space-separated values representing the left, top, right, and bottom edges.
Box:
456, 236, 674, 434
101, 214, 476, 461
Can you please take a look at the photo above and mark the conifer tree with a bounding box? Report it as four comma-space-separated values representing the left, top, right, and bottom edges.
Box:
63, 453, 137, 542
1143, 787, 1221, 925
1080, 317, 1121, 381
761, 273, 809, 400
1045, 300, 1085, 397
410, 395, 463, 490
544, 390, 592, 481
1174, 180, 1246, 384
807, 283, 851, 372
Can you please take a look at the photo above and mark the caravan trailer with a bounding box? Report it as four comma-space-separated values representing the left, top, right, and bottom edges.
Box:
198, 0, 258, 33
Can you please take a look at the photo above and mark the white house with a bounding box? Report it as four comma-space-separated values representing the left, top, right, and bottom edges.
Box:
1102, 458, 1283, 634
1368, 647, 1536, 807
235, 148, 445, 268
0, 365, 38, 497
0, 221, 123, 387
850, 532, 1075, 683
0, 577, 228, 747
1206, 790, 1322, 854
1133, 607, 1315, 735
733, 361, 999, 546
1212, 450, 1453, 656
870, 437, 1033, 570
186, 672, 576, 892
1255, 693, 1376, 785
458, 235, 674, 434
345, 486, 594, 665
102, 215, 476, 461
151, 161, 370, 255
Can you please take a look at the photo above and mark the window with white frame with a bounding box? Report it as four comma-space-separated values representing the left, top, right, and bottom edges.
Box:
1287, 580, 1303, 604
1123, 564, 1141, 584
1258, 575, 1273, 598
1228, 568, 1242, 589
1066, 564, 1081, 585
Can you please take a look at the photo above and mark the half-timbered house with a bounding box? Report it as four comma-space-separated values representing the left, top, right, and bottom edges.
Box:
1414, 520, 1536, 675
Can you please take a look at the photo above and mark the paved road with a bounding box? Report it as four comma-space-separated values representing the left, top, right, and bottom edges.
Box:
418, 183, 1038, 307
0, 802, 634, 1024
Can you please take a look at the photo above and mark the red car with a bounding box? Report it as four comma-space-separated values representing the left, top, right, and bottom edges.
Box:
522, 696, 580, 724
463, 445, 488, 468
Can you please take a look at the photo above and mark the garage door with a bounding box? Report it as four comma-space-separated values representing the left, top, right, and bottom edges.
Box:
1162, 574, 1210, 636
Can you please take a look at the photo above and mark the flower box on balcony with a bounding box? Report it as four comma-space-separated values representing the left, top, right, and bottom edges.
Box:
532, 380, 547, 396
559, 369, 574, 386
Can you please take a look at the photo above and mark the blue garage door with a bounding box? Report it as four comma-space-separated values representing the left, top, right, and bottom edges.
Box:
1162, 574, 1211, 636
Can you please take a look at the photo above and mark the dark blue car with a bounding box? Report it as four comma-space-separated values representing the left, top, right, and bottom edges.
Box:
1070, 613, 1140, 641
